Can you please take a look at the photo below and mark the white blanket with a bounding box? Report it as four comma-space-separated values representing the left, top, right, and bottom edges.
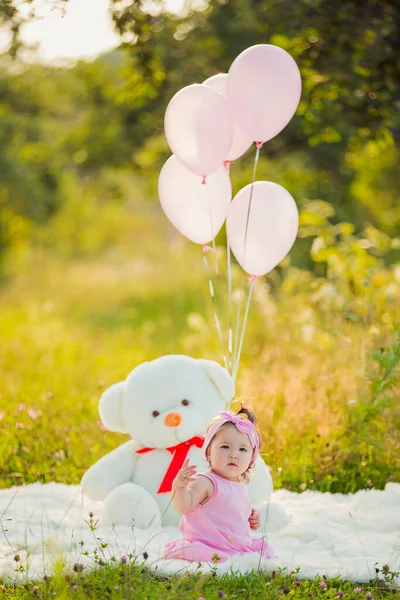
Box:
0, 482, 399, 583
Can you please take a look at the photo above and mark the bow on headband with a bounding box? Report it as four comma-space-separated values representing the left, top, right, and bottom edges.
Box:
204, 411, 259, 466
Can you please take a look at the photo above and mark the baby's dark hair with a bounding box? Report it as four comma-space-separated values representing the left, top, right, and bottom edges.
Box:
235, 404, 256, 424
233, 402, 262, 450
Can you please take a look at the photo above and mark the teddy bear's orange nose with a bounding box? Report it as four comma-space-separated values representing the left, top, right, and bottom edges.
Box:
164, 412, 182, 427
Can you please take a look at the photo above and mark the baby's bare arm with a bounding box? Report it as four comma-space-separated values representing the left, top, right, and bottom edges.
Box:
172, 464, 213, 514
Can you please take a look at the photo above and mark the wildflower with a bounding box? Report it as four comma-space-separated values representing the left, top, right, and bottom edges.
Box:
88, 512, 94, 518
32, 586, 39, 594
266, 582, 271, 586
354, 588, 362, 594
71, 584, 78, 591
336, 591, 344, 598
28, 408, 42, 420
15, 423, 24, 429
212, 553, 221, 564
73, 563, 84, 572
218, 591, 225, 598
366, 593, 372, 600
143, 551, 149, 560
120, 555, 127, 564
319, 581, 327, 590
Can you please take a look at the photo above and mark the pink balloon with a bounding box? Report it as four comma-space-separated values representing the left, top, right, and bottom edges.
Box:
164, 84, 233, 176
158, 155, 232, 245
227, 44, 302, 143
226, 181, 299, 276
203, 74, 254, 161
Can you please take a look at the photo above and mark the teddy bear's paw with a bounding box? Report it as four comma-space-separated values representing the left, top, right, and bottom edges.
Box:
257, 501, 290, 532
101, 483, 162, 530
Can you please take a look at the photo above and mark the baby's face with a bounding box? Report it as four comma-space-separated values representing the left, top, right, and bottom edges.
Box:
208, 423, 253, 481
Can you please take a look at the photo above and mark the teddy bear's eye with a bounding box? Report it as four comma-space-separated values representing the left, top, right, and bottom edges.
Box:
181, 399, 189, 406
152, 410, 160, 417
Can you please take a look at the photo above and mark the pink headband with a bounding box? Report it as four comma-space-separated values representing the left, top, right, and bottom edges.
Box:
204, 411, 259, 467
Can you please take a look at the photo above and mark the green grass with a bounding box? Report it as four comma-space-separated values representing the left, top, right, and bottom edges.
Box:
2, 561, 399, 599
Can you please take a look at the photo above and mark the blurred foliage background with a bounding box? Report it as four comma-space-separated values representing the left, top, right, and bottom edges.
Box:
0, 0, 399, 493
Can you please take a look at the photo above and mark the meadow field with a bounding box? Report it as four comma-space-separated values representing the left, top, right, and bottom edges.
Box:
0, 186, 399, 598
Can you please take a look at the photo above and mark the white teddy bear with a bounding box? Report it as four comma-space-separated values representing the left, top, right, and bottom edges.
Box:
81, 355, 286, 531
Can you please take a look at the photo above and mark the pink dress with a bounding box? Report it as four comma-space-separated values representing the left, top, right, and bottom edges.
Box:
163, 471, 275, 562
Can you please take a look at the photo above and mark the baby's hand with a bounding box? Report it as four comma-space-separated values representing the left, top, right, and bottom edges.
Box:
173, 458, 197, 489
248, 508, 260, 531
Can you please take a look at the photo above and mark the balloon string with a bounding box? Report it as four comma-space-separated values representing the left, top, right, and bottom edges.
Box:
232, 277, 256, 381
232, 143, 261, 377
207, 194, 227, 362
224, 160, 232, 374
203, 249, 228, 370
242, 143, 261, 266
204, 183, 227, 366
211, 236, 226, 337
232, 281, 244, 376
212, 238, 219, 278
227, 237, 233, 374
212, 235, 227, 351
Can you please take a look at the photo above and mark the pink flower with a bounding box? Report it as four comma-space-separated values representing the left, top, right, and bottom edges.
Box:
15, 422, 25, 429
28, 408, 42, 420
354, 588, 362, 594
120, 555, 127, 564
366, 593, 372, 600
319, 581, 327, 590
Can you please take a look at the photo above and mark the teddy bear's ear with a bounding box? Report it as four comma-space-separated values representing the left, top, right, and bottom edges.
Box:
197, 359, 235, 406
99, 381, 129, 433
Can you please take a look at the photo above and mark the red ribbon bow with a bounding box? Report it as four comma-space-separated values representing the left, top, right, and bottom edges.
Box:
135, 436, 204, 494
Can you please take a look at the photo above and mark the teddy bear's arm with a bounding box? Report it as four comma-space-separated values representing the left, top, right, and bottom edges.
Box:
80, 439, 139, 501
247, 454, 274, 504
